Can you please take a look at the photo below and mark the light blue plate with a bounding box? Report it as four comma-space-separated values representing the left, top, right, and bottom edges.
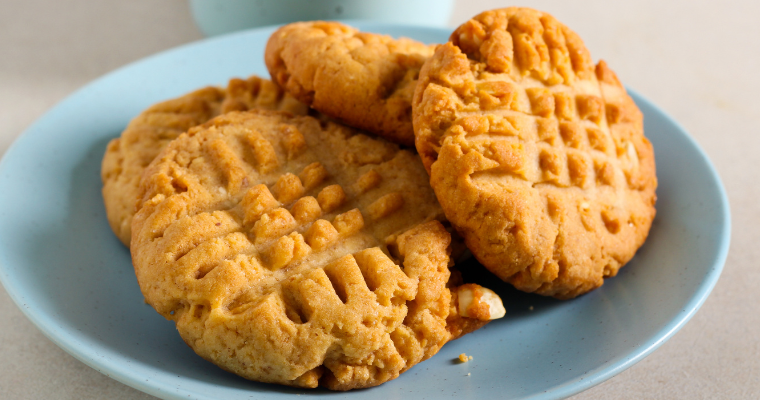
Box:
0, 23, 730, 400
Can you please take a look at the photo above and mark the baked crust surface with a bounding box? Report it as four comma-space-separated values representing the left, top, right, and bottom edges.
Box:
130, 110, 490, 389
413, 7, 657, 299
101, 76, 308, 245
265, 21, 434, 147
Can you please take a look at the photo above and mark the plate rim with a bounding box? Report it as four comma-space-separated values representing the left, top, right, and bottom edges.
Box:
0, 21, 731, 400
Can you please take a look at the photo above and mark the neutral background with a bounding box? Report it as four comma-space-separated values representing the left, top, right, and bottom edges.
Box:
1, 0, 757, 398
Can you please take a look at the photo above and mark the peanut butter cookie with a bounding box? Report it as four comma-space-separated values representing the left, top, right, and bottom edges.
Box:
265, 21, 434, 147
413, 7, 657, 299
101, 76, 308, 245
131, 110, 504, 389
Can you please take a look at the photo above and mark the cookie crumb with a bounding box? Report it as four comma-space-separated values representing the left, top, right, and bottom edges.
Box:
467, 372, 471, 376
458, 353, 469, 363
529, 306, 534, 311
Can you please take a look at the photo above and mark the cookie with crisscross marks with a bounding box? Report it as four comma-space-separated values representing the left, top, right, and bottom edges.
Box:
413, 7, 657, 299
265, 21, 435, 147
130, 110, 504, 390
101, 75, 308, 246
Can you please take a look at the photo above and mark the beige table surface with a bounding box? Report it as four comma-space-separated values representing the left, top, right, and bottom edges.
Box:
1, 0, 758, 398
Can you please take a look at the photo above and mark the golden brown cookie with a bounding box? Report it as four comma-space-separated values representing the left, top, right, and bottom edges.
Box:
413, 7, 657, 299
101, 76, 308, 245
130, 110, 504, 390
265, 21, 434, 147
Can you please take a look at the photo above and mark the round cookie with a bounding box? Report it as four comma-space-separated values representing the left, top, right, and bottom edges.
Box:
101, 76, 308, 246
265, 21, 434, 147
412, 7, 657, 299
130, 110, 504, 390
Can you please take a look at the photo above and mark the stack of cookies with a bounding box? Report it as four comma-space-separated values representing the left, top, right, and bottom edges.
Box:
101, 7, 655, 391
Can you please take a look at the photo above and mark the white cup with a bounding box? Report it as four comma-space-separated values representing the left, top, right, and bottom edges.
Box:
190, 0, 454, 36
